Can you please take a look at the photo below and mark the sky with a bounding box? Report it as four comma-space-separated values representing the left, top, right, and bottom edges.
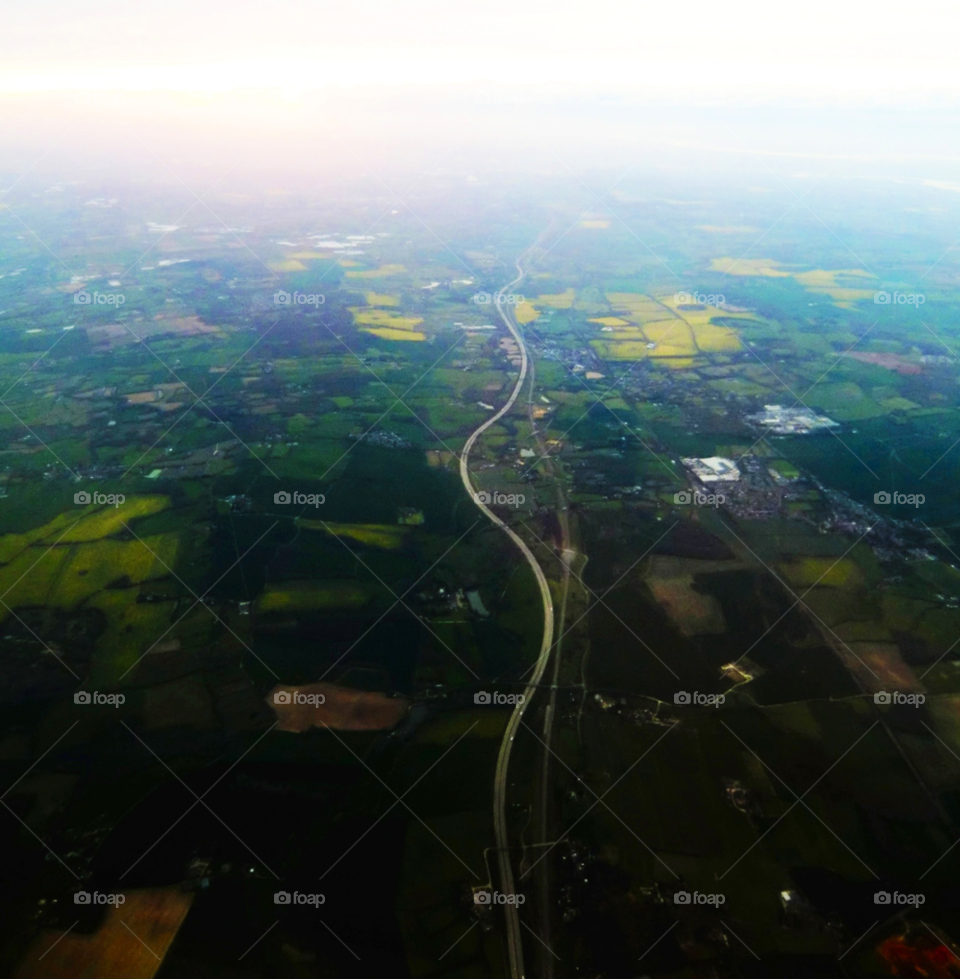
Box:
1, 0, 958, 185
0, 0, 957, 96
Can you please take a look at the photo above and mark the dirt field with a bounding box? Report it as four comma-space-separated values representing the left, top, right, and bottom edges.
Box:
266, 682, 410, 732
844, 351, 922, 375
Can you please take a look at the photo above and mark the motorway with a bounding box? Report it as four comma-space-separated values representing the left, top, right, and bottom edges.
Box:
459, 253, 556, 979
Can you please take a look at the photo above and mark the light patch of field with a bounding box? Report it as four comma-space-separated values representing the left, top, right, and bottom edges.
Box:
365, 292, 400, 306
606, 293, 677, 323
769, 459, 801, 479
646, 325, 697, 359
643, 320, 693, 345
89, 592, 174, 684
89, 316, 225, 350
663, 296, 758, 349
794, 269, 877, 307
60, 498, 169, 544
706, 261, 875, 307
11, 887, 193, 979
284, 251, 334, 260
648, 576, 727, 636
879, 396, 921, 411
804, 382, 887, 422
669, 306, 716, 325
811, 288, 877, 308
590, 340, 652, 360
268, 259, 307, 272
362, 327, 427, 341
48, 535, 178, 609
349, 308, 423, 329
780, 556, 865, 589
0, 497, 169, 564
589, 317, 632, 327
594, 292, 755, 363
649, 346, 699, 359
344, 263, 407, 278
708, 257, 791, 277
846, 351, 921, 375
302, 520, 407, 549
257, 580, 368, 612
349, 307, 426, 341
426, 450, 456, 467
691, 323, 742, 352
579, 219, 610, 228
267, 682, 409, 732
794, 268, 874, 288
590, 339, 698, 365
534, 288, 576, 308
599, 291, 756, 364
840, 641, 922, 695
0, 546, 71, 610
513, 303, 540, 325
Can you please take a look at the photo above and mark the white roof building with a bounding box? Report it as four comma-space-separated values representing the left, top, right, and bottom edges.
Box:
680, 456, 741, 483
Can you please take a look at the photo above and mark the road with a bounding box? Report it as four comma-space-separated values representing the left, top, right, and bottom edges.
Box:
460, 253, 555, 979
523, 348, 572, 979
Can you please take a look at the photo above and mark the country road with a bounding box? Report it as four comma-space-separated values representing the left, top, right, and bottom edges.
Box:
459, 252, 555, 979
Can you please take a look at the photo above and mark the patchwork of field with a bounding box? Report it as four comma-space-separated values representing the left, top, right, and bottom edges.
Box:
708, 258, 878, 308
349, 306, 426, 341
0, 497, 174, 615
586, 292, 753, 364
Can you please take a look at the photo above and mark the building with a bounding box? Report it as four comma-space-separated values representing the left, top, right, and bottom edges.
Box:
680, 457, 741, 483
748, 405, 838, 434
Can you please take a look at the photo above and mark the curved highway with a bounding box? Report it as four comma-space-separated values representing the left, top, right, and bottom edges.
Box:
459, 254, 555, 979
